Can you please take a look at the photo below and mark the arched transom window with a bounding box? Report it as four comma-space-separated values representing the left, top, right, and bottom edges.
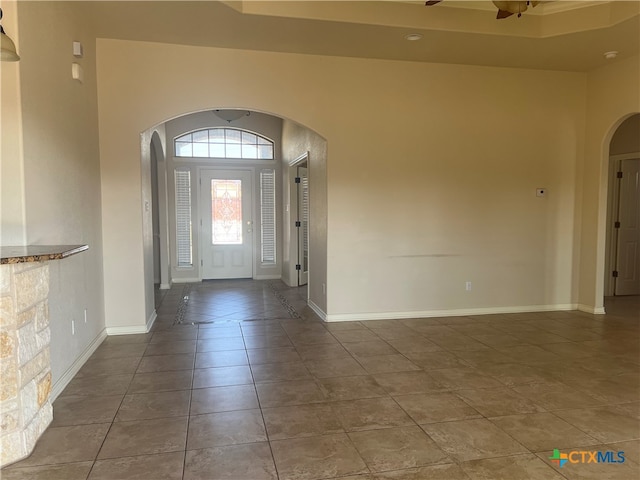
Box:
174, 128, 274, 160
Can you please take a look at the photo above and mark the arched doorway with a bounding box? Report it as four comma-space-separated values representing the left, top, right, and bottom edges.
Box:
604, 114, 640, 313
140, 108, 328, 325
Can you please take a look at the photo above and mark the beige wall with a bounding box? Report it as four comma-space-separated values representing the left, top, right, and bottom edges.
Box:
96, 39, 590, 323
0, 0, 25, 246
11, 1, 105, 391
579, 56, 640, 312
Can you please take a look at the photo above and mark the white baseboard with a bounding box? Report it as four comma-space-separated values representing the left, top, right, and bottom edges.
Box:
171, 278, 200, 284
325, 304, 579, 322
159, 283, 171, 290
105, 324, 150, 335
577, 304, 606, 315
308, 300, 327, 321
146, 310, 157, 331
50, 328, 108, 401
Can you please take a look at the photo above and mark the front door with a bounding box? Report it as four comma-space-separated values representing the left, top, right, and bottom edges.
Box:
614, 158, 640, 295
201, 169, 253, 279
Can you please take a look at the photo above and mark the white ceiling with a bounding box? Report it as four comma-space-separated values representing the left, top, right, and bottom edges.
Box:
87, 0, 640, 72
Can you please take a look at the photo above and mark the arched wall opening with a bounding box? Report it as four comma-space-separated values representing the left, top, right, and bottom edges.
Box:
139, 108, 328, 328
603, 113, 640, 303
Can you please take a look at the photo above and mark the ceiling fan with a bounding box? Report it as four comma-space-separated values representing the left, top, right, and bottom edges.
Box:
425, 1, 542, 19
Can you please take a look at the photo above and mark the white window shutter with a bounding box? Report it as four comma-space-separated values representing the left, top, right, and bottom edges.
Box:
175, 170, 193, 267
260, 169, 276, 264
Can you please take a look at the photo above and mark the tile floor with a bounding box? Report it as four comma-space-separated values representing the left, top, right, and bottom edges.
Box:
2, 281, 639, 480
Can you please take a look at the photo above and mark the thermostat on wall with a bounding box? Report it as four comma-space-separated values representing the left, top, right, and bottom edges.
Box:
73, 41, 83, 58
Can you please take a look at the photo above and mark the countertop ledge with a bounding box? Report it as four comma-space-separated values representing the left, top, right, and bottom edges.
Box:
0, 245, 89, 264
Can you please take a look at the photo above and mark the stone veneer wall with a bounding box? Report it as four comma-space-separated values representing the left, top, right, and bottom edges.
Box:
0, 262, 53, 466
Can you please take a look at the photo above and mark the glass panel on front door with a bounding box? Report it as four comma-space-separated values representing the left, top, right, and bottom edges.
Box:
211, 179, 243, 245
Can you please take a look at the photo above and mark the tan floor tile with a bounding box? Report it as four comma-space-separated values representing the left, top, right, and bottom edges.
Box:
187, 409, 267, 449
497, 345, 564, 365
456, 387, 546, 417
478, 363, 553, 387
251, 361, 312, 383
75, 356, 141, 378
151, 329, 198, 343
127, 370, 193, 393
318, 375, 387, 401
460, 453, 565, 479
10, 424, 110, 467
349, 426, 449, 472
343, 341, 399, 357
371, 325, 421, 340
194, 349, 248, 368
402, 351, 470, 370
144, 340, 197, 356
422, 418, 528, 462
51, 394, 123, 426
271, 433, 368, 480
244, 333, 294, 349
296, 343, 351, 360
512, 382, 603, 411
490, 412, 599, 452
59, 373, 133, 397
554, 405, 640, 443
136, 353, 195, 373
98, 417, 188, 459
247, 346, 302, 365
304, 356, 368, 378
331, 329, 381, 343
385, 337, 442, 354
115, 390, 191, 421
427, 367, 507, 390
255, 380, 327, 407
373, 371, 447, 395
393, 392, 482, 424
192, 365, 253, 388
428, 335, 490, 352
262, 403, 344, 439
355, 354, 421, 374
190, 384, 259, 414
196, 336, 246, 352
184, 443, 277, 480
0, 462, 93, 480
89, 451, 185, 480
197, 326, 243, 339
91, 343, 148, 360
369, 463, 470, 479
331, 397, 415, 431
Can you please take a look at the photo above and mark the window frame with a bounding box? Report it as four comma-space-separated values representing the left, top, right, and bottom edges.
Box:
174, 127, 275, 160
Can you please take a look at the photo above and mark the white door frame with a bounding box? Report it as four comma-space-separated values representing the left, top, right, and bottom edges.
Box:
289, 152, 310, 290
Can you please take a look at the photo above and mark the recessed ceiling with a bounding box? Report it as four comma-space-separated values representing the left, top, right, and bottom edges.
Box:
87, 0, 640, 72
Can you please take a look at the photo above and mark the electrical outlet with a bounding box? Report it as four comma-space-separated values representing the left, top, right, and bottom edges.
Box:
465, 281, 472, 291
71, 320, 75, 335
84, 309, 87, 323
